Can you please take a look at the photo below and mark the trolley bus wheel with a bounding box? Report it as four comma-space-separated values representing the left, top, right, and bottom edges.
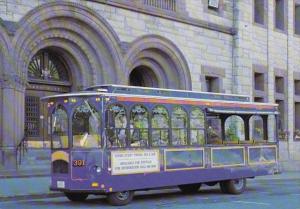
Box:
107, 191, 134, 206
64, 192, 88, 202
219, 181, 228, 193
178, 183, 201, 193
220, 178, 246, 194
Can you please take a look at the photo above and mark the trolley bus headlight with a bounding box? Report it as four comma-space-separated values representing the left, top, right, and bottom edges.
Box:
95, 166, 101, 173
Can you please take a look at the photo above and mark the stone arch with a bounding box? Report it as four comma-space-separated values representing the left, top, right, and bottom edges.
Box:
124, 35, 192, 90
0, 22, 12, 77
12, 1, 125, 88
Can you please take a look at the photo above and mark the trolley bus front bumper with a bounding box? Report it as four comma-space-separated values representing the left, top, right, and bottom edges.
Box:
50, 186, 106, 194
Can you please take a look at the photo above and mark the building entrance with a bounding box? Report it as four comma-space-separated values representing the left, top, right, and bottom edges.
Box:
25, 49, 71, 147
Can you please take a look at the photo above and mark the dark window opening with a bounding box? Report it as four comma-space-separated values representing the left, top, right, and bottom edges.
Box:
254, 72, 264, 91
205, 76, 220, 93
295, 4, 300, 34
254, 0, 265, 25
254, 97, 265, 103
294, 102, 300, 140
275, 0, 285, 30
295, 80, 300, 95
129, 66, 158, 87
275, 76, 284, 94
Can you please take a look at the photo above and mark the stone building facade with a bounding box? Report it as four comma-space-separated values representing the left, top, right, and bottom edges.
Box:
0, 0, 299, 170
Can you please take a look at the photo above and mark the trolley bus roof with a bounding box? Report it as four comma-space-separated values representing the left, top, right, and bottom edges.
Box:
41, 87, 278, 115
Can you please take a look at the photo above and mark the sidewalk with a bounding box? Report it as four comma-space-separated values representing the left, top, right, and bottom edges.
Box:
0, 171, 299, 202
0, 176, 62, 201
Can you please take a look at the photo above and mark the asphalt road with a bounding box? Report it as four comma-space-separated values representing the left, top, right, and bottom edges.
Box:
0, 178, 299, 209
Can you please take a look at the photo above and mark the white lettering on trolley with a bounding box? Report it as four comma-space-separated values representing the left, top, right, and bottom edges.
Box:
111, 150, 160, 175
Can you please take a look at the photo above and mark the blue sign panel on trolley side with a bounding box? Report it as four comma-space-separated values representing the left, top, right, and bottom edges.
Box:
164, 149, 204, 171
212, 147, 245, 167
248, 146, 277, 165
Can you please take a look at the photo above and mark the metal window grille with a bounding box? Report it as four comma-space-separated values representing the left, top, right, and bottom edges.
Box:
25, 96, 40, 137
144, 0, 176, 12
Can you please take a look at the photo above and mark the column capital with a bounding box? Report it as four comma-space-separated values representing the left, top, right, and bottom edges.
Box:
0, 73, 26, 91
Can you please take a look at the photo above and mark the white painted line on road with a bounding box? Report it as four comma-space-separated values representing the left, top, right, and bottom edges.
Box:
232, 201, 271, 206
256, 191, 270, 194
198, 197, 209, 200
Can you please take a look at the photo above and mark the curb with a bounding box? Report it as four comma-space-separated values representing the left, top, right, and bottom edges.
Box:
0, 174, 51, 179
0, 193, 64, 202
0, 174, 50, 179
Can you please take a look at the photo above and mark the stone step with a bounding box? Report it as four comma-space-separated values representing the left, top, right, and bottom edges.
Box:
18, 149, 51, 166
280, 160, 300, 172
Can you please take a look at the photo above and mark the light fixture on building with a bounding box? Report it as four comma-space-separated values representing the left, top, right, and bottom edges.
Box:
208, 0, 219, 9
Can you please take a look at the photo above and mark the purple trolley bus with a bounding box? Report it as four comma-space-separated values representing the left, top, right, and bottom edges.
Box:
42, 85, 280, 205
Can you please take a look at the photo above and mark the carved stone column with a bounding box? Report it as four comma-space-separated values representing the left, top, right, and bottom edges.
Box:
1, 73, 26, 170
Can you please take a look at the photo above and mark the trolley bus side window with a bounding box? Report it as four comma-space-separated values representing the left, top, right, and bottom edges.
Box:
105, 104, 127, 148
190, 107, 205, 145
72, 100, 101, 148
207, 115, 222, 144
171, 106, 188, 146
224, 115, 245, 143
249, 115, 265, 142
130, 105, 149, 147
152, 105, 169, 146
51, 105, 68, 149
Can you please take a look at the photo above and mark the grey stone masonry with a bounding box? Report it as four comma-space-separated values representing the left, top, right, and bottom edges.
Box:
0, 0, 299, 170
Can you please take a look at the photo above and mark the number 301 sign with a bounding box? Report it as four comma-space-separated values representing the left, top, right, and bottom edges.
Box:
73, 160, 85, 167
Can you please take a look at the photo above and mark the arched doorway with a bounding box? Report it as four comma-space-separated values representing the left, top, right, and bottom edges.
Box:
125, 35, 192, 90
25, 49, 71, 147
129, 66, 159, 87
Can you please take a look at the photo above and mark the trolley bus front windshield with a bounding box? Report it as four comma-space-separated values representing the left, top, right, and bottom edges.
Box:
51, 100, 102, 149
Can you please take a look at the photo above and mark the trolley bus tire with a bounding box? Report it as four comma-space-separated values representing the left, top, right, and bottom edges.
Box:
64, 192, 88, 202
178, 183, 201, 193
220, 178, 246, 194
205, 181, 218, 186
107, 191, 134, 206
219, 181, 228, 193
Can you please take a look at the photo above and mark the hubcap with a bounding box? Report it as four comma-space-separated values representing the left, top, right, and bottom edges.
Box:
233, 179, 244, 190
117, 191, 129, 200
